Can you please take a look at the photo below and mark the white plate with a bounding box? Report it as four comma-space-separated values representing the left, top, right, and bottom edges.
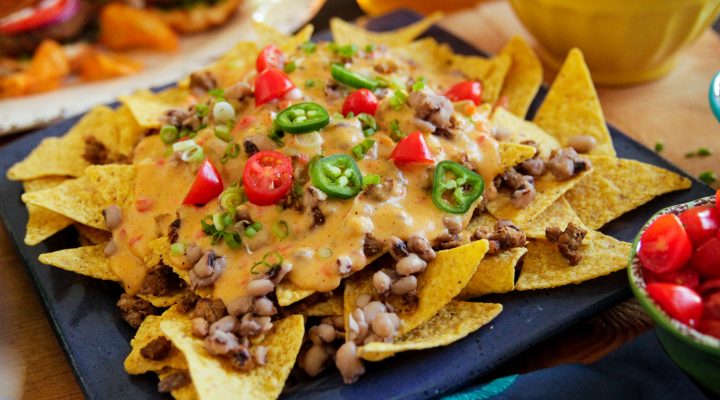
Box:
0, 0, 325, 135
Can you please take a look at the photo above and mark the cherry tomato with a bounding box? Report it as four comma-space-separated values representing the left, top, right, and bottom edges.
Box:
389, 131, 434, 165
691, 237, 720, 278
256, 45, 285, 73
697, 319, 720, 338
445, 81, 482, 105
644, 267, 700, 289
698, 279, 720, 296
342, 88, 378, 116
703, 292, 720, 320
679, 205, 720, 246
638, 214, 692, 274
0, 0, 77, 34
255, 69, 295, 106
646, 283, 703, 326
242, 150, 293, 206
182, 159, 224, 206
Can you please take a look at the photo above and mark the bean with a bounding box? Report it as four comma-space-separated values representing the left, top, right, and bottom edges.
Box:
389, 236, 410, 260
568, 135, 596, 154
246, 278, 274, 297
191, 317, 208, 337
185, 243, 202, 266
336, 342, 365, 384
443, 216, 463, 234
192, 253, 214, 278
407, 235, 436, 263
209, 315, 238, 334
226, 296, 253, 316
371, 312, 398, 338
253, 345, 268, 366
253, 297, 277, 316
303, 344, 331, 377
102, 205, 122, 229
373, 270, 392, 294
395, 253, 427, 276
355, 294, 372, 308
391, 275, 417, 295
103, 240, 118, 256
362, 301, 387, 324
316, 323, 336, 343
204, 330, 240, 356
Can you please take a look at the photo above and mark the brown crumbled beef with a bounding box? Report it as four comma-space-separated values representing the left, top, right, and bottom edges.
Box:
140, 336, 172, 360
363, 233, 386, 257
139, 265, 186, 296
163, 107, 194, 128
176, 290, 200, 314
362, 177, 395, 201
311, 206, 325, 229
496, 168, 536, 209
545, 222, 587, 266
406, 88, 453, 133
191, 298, 227, 325
117, 294, 157, 329
472, 219, 527, 255
224, 82, 252, 101
168, 217, 181, 244
518, 158, 546, 176
83, 136, 109, 164
189, 71, 217, 96
373, 60, 398, 74
547, 148, 592, 181
158, 371, 190, 393
243, 140, 259, 156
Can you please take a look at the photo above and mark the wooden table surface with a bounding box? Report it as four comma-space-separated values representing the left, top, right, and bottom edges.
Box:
0, 1, 718, 398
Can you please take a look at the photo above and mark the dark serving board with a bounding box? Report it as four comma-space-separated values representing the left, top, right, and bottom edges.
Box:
0, 10, 713, 400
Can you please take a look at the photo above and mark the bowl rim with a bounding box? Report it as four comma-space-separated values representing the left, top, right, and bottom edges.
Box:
628, 195, 720, 355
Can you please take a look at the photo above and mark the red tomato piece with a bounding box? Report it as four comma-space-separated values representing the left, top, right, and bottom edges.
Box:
135, 197, 153, 212
691, 237, 720, 278
242, 150, 293, 206
389, 131, 434, 165
254, 69, 295, 106
697, 319, 720, 339
698, 278, 720, 296
0, 0, 77, 34
182, 159, 224, 206
716, 189, 720, 209
703, 292, 720, 320
644, 267, 700, 289
646, 283, 703, 326
679, 206, 720, 246
638, 214, 692, 274
445, 81, 483, 105
256, 45, 285, 73
342, 88, 378, 116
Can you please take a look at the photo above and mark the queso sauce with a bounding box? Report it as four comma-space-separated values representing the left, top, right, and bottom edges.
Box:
109, 42, 503, 304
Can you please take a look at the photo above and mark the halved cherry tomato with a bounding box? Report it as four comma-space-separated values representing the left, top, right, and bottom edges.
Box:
389, 131, 434, 165
342, 88, 378, 116
242, 150, 293, 206
679, 205, 720, 246
638, 214, 692, 274
644, 267, 700, 289
691, 237, 720, 278
0, 0, 77, 34
445, 81, 482, 105
697, 319, 720, 338
256, 45, 285, 73
703, 292, 720, 320
646, 282, 703, 326
183, 159, 224, 206
255, 69, 295, 106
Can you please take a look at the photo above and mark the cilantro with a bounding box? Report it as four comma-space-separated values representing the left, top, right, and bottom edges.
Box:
365, 44, 376, 53
654, 142, 664, 153
330, 43, 358, 58
697, 147, 713, 157
412, 76, 426, 91
305, 79, 317, 88
699, 171, 717, 185
208, 88, 225, 99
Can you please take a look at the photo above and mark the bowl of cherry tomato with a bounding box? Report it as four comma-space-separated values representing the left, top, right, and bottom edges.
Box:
629, 190, 720, 394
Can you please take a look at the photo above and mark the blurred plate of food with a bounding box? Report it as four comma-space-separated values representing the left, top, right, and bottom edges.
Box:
0, 0, 325, 135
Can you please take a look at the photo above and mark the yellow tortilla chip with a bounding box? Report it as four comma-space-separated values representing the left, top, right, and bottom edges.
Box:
451, 53, 511, 104
253, 21, 314, 54
7, 137, 86, 180
160, 315, 304, 400
521, 196, 585, 239
486, 169, 591, 228
115, 105, 144, 158
498, 142, 536, 171
204, 42, 258, 88
276, 281, 315, 307
565, 156, 691, 229
138, 292, 185, 308
125, 306, 188, 375
458, 247, 526, 299
532, 48, 615, 156
330, 13, 441, 47
120, 88, 191, 129
498, 36, 542, 118
516, 230, 631, 290
75, 224, 112, 245
38, 243, 118, 281
22, 176, 67, 192
491, 108, 561, 159
23, 177, 73, 245
359, 301, 502, 361
158, 370, 199, 400
394, 38, 456, 74
302, 294, 344, 317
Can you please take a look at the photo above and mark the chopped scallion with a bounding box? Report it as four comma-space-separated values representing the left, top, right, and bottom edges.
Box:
160, 125, 179, 144
272, 220, 290, 239
170, 242, 186, 256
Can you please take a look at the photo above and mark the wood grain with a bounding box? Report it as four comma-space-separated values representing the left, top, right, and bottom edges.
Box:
0, 1, 716, 398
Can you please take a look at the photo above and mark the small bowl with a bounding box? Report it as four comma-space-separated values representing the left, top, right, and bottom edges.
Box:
628, 195, 720, 394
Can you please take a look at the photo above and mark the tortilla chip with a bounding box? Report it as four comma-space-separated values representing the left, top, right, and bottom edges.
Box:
467, 211, 498, 232
160, 315, 304, 400
521, 196, 585, 239
486, 169, 591, 228
75, 224, 112, 245
451, 53, 511, 104
7, 137, 86, 180
124, 306, 188, 375
115, 105, 144, 158
359, 301, 502, 361
158, 370, 199, 400
532, 48, 615, 156
38, 243, 118, 281
458, 247, 526, 299
491, 108, 561, 159
276, 281, 315, 307
565, 156, 692, 229
516, 230, 631, 290
394, 38, 456, 75
120, 88, 191, 129
302, 294, 344, 317
138, 292, 185, 308
498, 142, 536, 171
498, 36, 542, 118
23, 177, 73, 245
22, 176, 67, 192
330, 13, 441, 47
253, 21, 314, 54
204, 42, 258, 87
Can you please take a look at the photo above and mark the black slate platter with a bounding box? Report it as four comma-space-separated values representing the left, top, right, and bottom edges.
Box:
0, 10, 714, 400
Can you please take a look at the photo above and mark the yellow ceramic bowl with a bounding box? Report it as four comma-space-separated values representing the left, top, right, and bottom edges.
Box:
509, 0, 720, 85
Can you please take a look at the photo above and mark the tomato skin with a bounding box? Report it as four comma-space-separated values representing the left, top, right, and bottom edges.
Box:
679, 206, 720, 246
0, 0, 76, 34
638, 214, 693, 274
242, 150, 293, 206
342, 89, 378, 116
182, 159, 224, 206
256, 45, 285, 73
698, 278, 720, 296
389, 131, 434, 165
445, 81, 482, 105
703, 292, 720, 320
697, 319, 720, 338
254, 69, 295, 106
691, 237, 720, 278
644, 267, 700, 289
646, 283, 703, 326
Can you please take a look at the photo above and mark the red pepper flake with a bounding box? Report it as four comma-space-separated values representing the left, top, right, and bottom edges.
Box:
236, 115, 257, 130
135, 198, 154, 212
155, 158, 166, 166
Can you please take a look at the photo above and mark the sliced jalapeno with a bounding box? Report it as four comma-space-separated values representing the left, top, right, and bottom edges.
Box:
432, 160, 485, 214
310, 154, 363, 199
331, 64, 378, 90
274, 102, 330, 134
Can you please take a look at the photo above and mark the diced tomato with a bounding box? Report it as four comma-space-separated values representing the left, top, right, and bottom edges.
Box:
235, 115, 257, 130
242, 150, 293, 206
691, 237, 720, 278
0, 0, 77, 34
698, 279, 720, 296
638, 214, 692, 274
254, 69, 295, 106
256, 45, 285, 73
182, 159, 224, 206
342, 88, 378, 116
646, 283, 703, 326
135, 197, 153, 212
679, 206, 720, 246
703, 292, 720, 320
445, 81, 482, 105
644, 267, 700, 289
697, 319, 720, 338
389, 131, 434, 165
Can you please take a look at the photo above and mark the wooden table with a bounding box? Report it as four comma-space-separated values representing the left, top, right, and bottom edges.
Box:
0, 1, 718, 398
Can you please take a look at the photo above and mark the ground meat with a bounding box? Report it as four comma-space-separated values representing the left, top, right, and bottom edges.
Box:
324, 79, 345, 100
362, 177, 396, 201
518, 158, 546, 176
117, 294, 157, 329
373, 60, 398, 74
243, 140, 259, 156
158, 371, 190, 393
83, 136, 109, 164
547, 148, 592, 181
175, 290, 200, 314
406, 88, 454, 132
311, 206, 325, 229
191, 298, 227, 325
140, 336, 172, 360
167, 217, 181, 244
545, 222, 587, 266
497, 168, 536, 209
189, 71, 217, 96
363, 233, 386, 257
139, 265, 185, 296
224, 82, 252, 101
163, 107, 193, 127
472, 219, 527, 255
